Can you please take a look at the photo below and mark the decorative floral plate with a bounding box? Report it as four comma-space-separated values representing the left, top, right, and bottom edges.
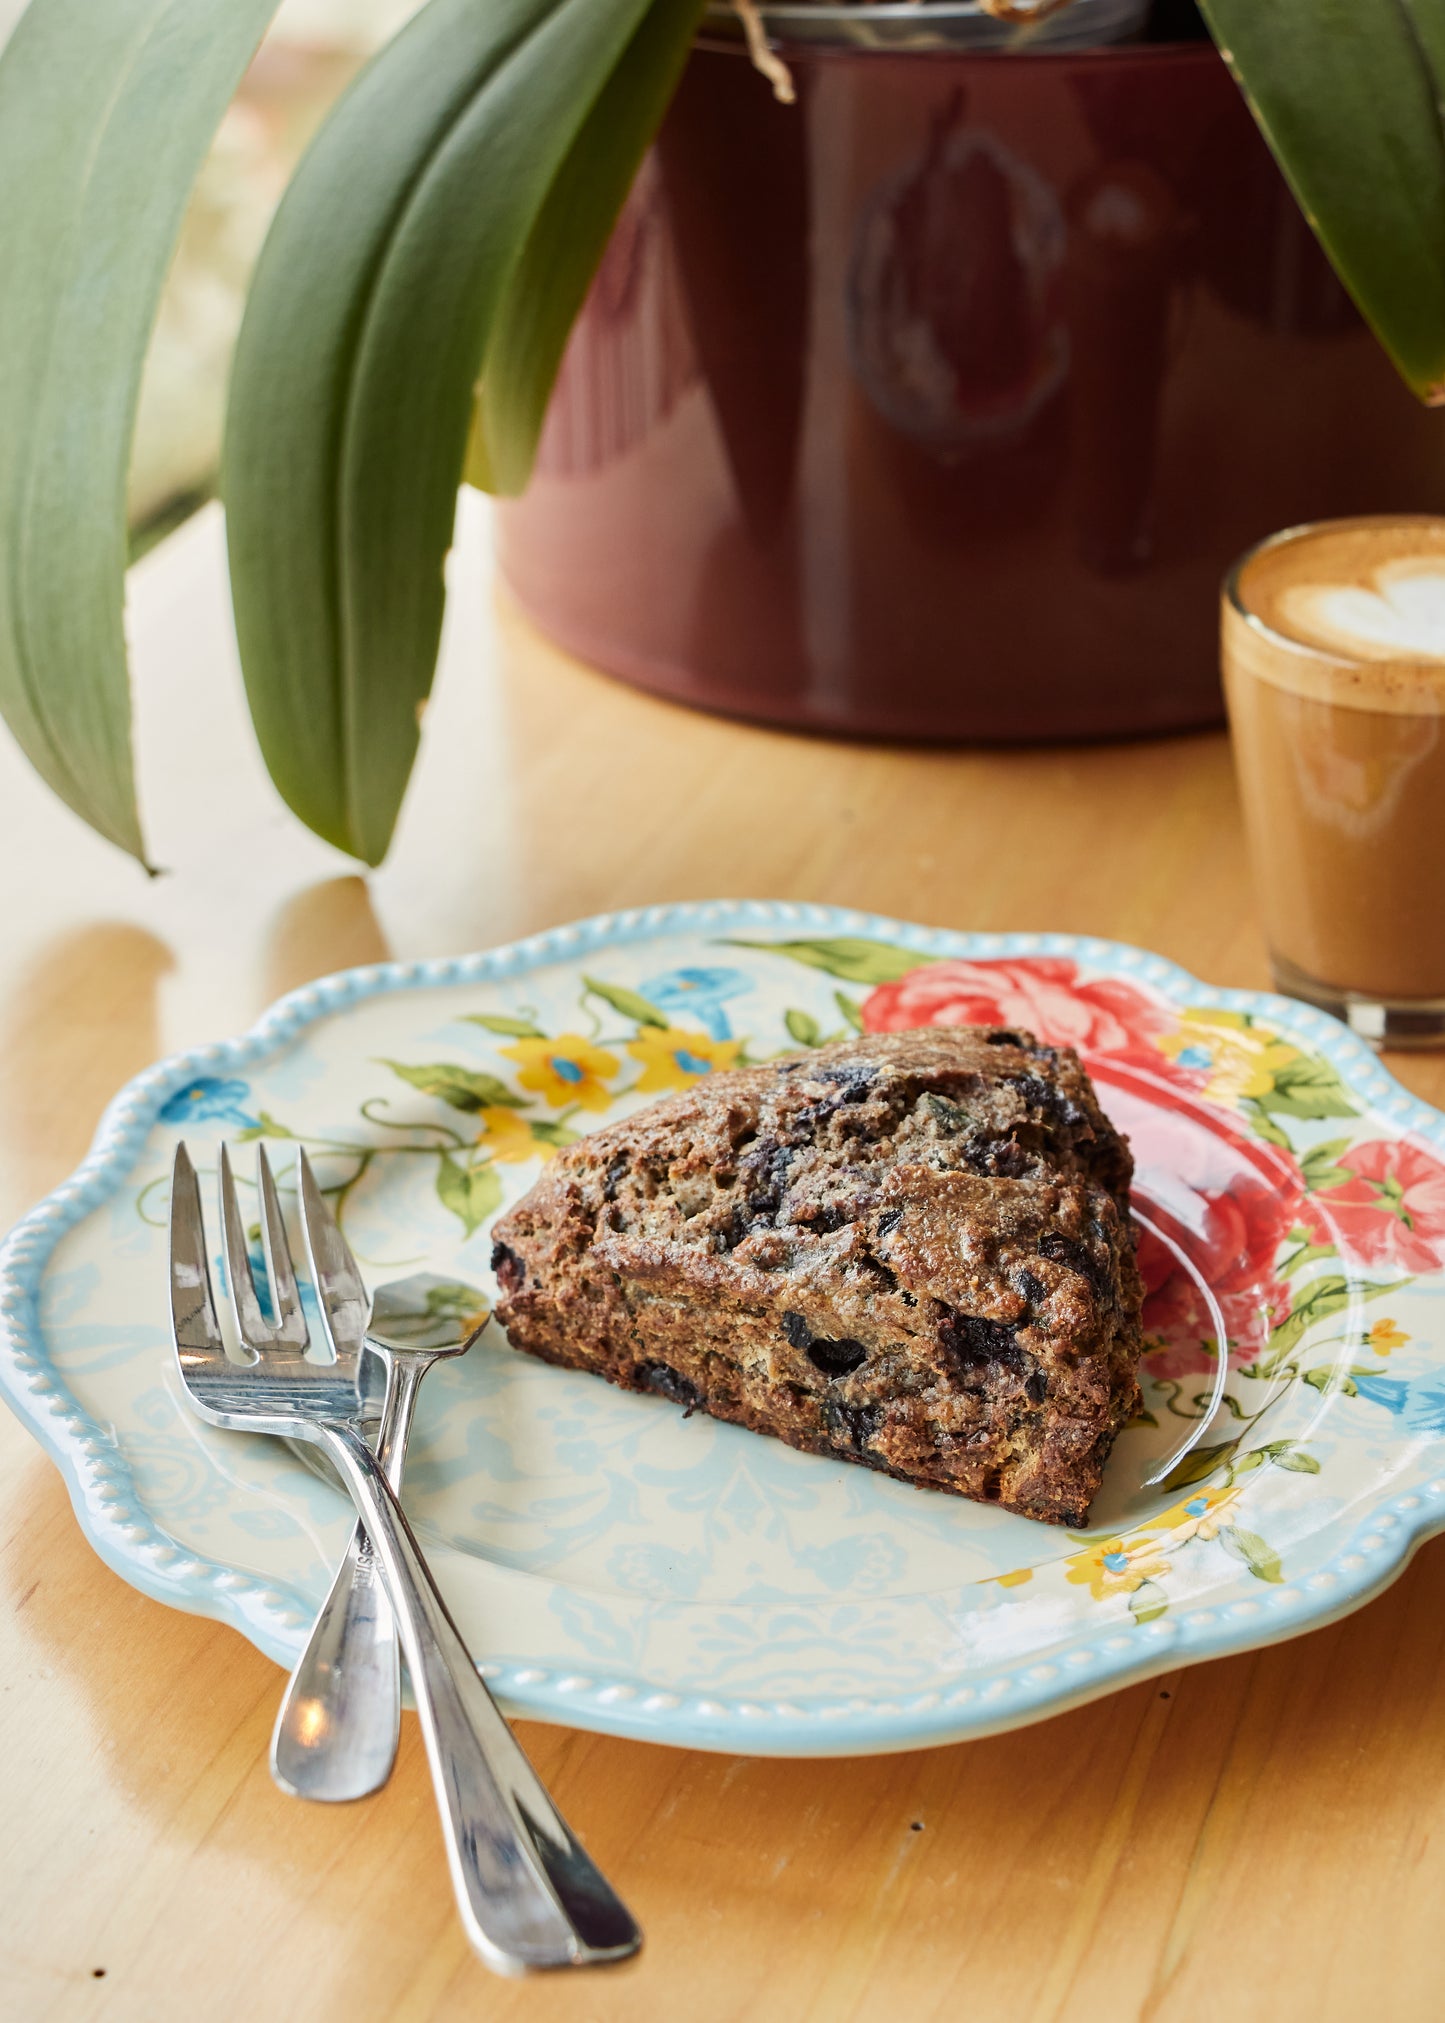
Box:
5, 903, 1445, 1757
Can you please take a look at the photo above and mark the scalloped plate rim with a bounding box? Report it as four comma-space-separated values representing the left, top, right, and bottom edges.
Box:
4, 898, 1445, 1757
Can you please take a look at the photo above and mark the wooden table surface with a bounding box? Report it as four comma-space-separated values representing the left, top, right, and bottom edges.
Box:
4, 500, 1443, 2023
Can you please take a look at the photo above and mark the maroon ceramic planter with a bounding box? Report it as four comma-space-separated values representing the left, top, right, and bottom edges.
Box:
495, 31, 1445, 742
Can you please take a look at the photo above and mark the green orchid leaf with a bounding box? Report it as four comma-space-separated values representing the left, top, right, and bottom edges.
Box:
436, 1155, 503, 1238
379, 1059, 529, 1113
469, 0, 707, 494
1199, 0, 1445, 403
835, 991, 865, 1034
0, 0, 283, 863
722, 938, 931, 986
784, 1008, 823, 1048
224, 0, 701, 864
582, 974, 669, 1028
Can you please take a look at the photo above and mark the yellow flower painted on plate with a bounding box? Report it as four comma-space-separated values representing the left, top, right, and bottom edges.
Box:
627, 1026, 742, 1093
474, 1106, 545, 1163
500, 1034, 619, 1112
989, 1567, 1034, 1590
1157, 1008, 1301, 1108
1368, 1317, 1409, 1356
1064, 1534, 1172, 1601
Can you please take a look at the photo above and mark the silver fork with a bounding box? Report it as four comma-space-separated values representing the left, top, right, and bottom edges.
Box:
170, 1141, 642, 1976
271, 1271, 479, 1804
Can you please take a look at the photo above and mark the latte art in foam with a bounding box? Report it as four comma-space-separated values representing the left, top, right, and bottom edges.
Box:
1288, 564, 1445, 662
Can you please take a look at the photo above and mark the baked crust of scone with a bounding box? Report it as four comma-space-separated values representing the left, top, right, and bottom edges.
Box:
490, 1026, 1145, 1526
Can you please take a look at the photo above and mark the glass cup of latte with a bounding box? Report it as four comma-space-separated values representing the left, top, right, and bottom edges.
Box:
1224, 515, 1445, 1047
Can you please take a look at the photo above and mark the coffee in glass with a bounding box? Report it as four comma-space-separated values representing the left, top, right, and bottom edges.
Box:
1224, 515, 1445, 1046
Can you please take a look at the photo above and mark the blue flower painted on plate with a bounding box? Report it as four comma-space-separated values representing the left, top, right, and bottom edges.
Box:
159, 1076, 257, 1128
1174, 1046, 1213, 1071
1354, 1371, 1445, 1434
639, 966, 752, 1040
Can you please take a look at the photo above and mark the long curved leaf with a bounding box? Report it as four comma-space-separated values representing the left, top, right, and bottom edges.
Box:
469, 0, 707, 496
1200, 0, 1445, 402
0, 0, 282, 863
224, 0, 701, 866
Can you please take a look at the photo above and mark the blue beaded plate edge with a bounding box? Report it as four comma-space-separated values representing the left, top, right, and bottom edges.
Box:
4, 899, 1445, 1757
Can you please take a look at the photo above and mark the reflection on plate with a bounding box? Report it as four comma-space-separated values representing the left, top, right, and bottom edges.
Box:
5, 903, 1445, 1756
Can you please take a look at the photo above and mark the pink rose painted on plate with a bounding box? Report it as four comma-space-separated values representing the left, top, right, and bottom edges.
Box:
1303, 1139, 1445, 1274
860, 956, 1173, 1055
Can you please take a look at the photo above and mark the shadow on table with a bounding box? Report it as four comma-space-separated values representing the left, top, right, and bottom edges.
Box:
262, 875, 391, 1003
0, 921, 173, 1209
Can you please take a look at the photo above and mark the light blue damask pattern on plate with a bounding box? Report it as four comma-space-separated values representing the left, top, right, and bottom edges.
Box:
3, 901, 1445, 1756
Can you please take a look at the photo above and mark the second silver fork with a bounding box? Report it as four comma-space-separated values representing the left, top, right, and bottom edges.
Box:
271, 1264, 479, 1803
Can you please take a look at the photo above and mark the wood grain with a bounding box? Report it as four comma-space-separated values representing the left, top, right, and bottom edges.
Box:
2, 500, 1442, 2022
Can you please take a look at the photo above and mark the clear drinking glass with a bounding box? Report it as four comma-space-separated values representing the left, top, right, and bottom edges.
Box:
1223, 515, 1445, 1047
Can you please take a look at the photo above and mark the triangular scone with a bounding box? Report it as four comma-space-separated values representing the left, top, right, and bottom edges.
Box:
491, 1026, 1145, 1527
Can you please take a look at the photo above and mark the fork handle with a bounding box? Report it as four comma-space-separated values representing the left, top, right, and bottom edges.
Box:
315, 1421, 641, 1976
270, 1355, 416, 1802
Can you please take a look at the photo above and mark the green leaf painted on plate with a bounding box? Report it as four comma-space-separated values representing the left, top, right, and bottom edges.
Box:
528, 1117, 580, 1149
784, 1008, 823, 1048
1266, 1274, 1352, 1359
722, 937, 931, 986
1269, 1273, 1403, 1361
1159, 1439, 1240, 1491
1300, 1138, 1357, 1193
1241, 1103, 1294, 1151
436, 1155, 503, 1237
835, 990, 865, 1033
1277, 1238, 1339, 1280
463, 1012, 546, 1039
379, 1059, 529, 1112
1269, 1445, 1322, 1473
1258, 1054, 1360, 1122
1128, 1580, 1170, 1626
233, 1110, 297, 1143
1218, 1525, 1283, 1584
1303, 1365, 1358, 1397
581, 974, 668, 1028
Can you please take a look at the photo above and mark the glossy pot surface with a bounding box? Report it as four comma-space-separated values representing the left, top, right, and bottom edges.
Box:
496, 35, 1445, 741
